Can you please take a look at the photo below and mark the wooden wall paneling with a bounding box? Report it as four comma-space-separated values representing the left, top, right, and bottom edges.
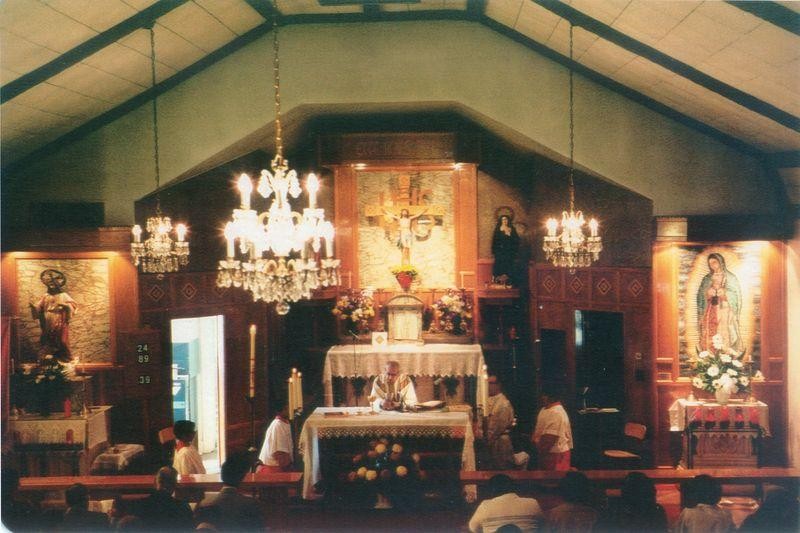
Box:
652, 244, 679, 381
333, 165, 359, 288
590, 270, 620, 306
453, 164, 478, 289
564, 271, 591, 302
760, 242, 787, 381
537, 269, 564, 301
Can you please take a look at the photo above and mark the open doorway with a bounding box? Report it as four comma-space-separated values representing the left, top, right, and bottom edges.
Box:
574, 310, 624, 409
170, 315, 226, 474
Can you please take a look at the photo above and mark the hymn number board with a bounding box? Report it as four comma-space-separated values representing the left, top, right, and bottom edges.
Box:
119, 329, 162, 399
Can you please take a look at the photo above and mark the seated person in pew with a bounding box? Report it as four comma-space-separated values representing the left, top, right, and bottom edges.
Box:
738, 487, 799, 532
532, 385, 573, 471
1, 467, 39, 532
468, 474, 543, 533
545, 471, 599, 533
173, 419, 206, 475
58, 483, 110, 531
674, 475, 733, 533
257, 399, 293, 472
595, 472, 667, 532
128, 466, 194, 531
195, 451, 264, 531
369, 360, 417, 411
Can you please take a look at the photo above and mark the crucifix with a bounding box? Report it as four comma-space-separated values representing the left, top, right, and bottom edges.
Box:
364, 174, 445, 265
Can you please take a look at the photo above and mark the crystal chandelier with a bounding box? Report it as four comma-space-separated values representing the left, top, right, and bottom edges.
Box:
543, 23, 602, 272
130, 25, 189, 274
217, 11, 340, 315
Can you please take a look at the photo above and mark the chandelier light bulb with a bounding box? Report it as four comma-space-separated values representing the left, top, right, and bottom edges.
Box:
238, 173, 253, 210
132, 224, 142, 243
306, 172, 319, 209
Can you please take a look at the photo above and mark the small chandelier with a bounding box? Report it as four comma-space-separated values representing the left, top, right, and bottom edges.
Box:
543, 23, 602, 271
217, 10, 340, 315
130, 25, 189, 274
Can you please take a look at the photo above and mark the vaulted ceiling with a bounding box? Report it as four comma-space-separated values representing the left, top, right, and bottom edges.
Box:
1, 0, 798, 202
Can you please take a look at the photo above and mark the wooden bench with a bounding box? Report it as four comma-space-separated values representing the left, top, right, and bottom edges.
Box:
461, 468, 800, 503
18, 471, 303, 503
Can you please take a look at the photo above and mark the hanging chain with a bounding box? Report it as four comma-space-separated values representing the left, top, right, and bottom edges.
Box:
272, 3, 283, 160
568, 23, 575, 212
149, 26, 162, 215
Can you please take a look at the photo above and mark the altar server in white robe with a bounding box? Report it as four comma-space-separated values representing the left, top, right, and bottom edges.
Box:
370, 360, 417, 411
258, 401, 293, 472
485, 375, 517, 469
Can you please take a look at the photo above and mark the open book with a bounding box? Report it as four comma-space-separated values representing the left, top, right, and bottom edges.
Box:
416, 400, 445, 410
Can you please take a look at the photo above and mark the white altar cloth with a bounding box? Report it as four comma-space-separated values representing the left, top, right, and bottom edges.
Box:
668, 399, 770, 436
298, 407, 476, 501
8, 406, 111, 448
323, 344, 485, 406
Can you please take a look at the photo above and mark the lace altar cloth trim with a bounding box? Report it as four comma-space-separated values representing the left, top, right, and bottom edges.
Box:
668, 399, 770, 436
9, 406, 111, 448
317, 424, 466, 439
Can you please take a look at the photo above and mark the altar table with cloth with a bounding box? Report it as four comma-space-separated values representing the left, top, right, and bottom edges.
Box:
669, 399, 769, 468
323, 344, 485, 407
298, 407, 477, 501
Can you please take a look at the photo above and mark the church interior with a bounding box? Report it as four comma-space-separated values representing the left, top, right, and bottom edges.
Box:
1, 0, 799, 531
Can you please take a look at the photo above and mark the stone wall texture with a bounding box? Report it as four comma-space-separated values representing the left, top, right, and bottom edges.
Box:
358, 170, 455, 288
16, 259, 111, 363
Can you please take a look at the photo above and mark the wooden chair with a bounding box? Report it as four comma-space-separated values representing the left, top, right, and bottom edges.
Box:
158, 427, 176, 466
602, 422, 647, 469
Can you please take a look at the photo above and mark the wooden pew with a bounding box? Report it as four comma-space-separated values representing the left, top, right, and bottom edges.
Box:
18, 471, 303, 502
461, 468, 800, 502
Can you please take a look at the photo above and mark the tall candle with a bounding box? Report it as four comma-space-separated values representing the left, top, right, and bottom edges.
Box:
297, 372, 303, 411
288, 377, 295, 420
248, 325, 256, 398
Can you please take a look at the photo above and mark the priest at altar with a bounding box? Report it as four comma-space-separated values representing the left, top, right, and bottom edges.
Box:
369, 361, 418, 411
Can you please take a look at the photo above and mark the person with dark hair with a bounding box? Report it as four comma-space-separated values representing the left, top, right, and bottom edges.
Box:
545, 472, 598, 532
58, 483, 109, 531
128, 466, 194, 531
491, 214, 520, 286
739, 487, 799, 532
2, 467, 38, 532
173, 419, 206, 475
532, 386, 573, 471
485, 375, 524, 470
468, 474, 542, 533
257, 399, 293, 472
195, 451, 264, 531
595, 472, 667, 532
674, 475, 733, 533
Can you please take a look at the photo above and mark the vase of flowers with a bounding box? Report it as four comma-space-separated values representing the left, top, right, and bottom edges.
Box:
345, 438, 423, 509
15, 354, 71, 417
692, 334, 750, 405
332, 290, 375, 335
390, 265, 418, 291
431, 289, 473, 335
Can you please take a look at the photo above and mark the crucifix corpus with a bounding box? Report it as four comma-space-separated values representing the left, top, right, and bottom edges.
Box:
364, 175, 445, 265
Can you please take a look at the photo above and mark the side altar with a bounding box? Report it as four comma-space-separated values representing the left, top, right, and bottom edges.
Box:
323, 344, 485, 407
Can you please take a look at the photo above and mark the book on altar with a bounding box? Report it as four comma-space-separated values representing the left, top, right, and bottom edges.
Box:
416, 400, 445, 410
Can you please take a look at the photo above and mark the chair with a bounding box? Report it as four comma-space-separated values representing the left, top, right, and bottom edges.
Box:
602, 422, 647, 469
158, 427, 176, 466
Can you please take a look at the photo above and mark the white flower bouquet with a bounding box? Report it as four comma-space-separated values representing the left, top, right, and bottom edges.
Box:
692, 334, 751, 394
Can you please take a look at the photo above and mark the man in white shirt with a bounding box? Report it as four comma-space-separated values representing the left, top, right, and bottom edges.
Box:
468, 474, 543, 532
172, 420, 206, 475
532, 386, 573, 471
258, 401, 293, 472
369, 360, 417, 411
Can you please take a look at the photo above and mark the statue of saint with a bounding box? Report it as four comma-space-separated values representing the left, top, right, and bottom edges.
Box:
383, 207, 427, 265
29, 269, 78, 362
491, 214, 520, 286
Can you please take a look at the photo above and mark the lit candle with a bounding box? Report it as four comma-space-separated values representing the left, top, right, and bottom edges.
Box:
546, 218, 557, 237
306, 173, 319, 209
297, 372, 303, 411
483, 374, 489, 408
322, 222, 334, 258
132, 224, 142, 243
288, 377, 295, 420
249, 325, 256, 398
588, 218, 598, 237
224, 222, 235, 259
175, 223, 187, 242
237, 173, 253, 210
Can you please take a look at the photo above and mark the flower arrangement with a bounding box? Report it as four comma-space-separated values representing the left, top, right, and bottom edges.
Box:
434, 375, 460, 397
14, 354, 71, 416
389, 265, 419, 278
344, 437, 424, 508
332, 289, 375, 334
430, 289, 473, 335
692, 334, 751, 395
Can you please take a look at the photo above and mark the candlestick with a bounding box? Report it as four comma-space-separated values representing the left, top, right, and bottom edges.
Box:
589, 218, 598, 237
249, 325, 256, 398
306, 173, 319, 209
288, 377, 295, 420
297, 372, 303, 411
224, 222, 235, 258
237, 173, 253, 210
175, 223, 187, 242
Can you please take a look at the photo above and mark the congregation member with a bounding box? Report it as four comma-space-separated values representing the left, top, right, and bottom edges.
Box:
1, 467, 38, 532
172, 419, 206, 475
57, 483, 109, 531
545, 471, 598, 533
369, 360, 417, 411
258, 399, 294, 472
595, 472, 667, 532
673, 475, 733, 533
195, 451, 264, 531
532, 386, 573, 471
468, 474, 543, 533
485, 375, 527, 470
738, 487, 799, 532
129, 466, 194, 531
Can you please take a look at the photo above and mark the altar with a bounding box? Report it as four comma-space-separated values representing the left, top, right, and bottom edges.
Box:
669, 399, 770, 468
298, 407, 476, 501
322, 343, 485, 407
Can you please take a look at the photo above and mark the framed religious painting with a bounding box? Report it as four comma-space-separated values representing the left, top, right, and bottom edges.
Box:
677, 244, 762, 377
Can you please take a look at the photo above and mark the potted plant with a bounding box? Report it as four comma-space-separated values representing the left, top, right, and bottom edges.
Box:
15, 354, 71, 417
390, 265, 418, 291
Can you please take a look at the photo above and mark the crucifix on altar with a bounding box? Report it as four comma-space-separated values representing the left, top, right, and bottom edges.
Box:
364, 174, 445, 265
